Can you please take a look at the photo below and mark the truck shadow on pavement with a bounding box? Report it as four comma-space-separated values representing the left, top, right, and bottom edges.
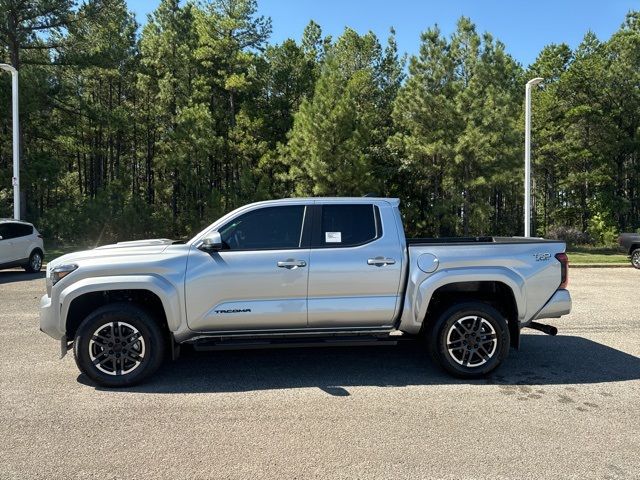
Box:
83, 333, 640, 395
0, 270, 45, 284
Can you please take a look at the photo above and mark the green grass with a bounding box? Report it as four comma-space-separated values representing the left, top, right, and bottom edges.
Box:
44, 244, 91, 261
567, 246, 628, 264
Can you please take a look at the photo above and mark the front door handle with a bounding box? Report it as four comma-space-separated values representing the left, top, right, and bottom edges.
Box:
367, 257, 396, 266
277, 259, 307, 269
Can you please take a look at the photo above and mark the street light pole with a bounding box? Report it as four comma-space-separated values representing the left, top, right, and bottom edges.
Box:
0, 64, 19, 220
524, 77, 543, 237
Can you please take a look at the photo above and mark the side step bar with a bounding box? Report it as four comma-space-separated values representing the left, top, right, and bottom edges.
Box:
188, 330, 406, 352
192, 337, 399, 352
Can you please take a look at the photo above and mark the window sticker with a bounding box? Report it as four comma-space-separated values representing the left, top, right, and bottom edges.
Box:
325, 231, 342, 243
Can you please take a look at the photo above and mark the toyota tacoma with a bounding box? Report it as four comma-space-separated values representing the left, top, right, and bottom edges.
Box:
40, 198, 571, 387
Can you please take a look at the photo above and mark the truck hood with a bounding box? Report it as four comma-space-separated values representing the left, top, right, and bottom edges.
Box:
48, 239, 176, 268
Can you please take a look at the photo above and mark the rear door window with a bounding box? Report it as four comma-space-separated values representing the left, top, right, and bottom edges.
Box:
15, 224, 33, 237
317, 204, 380, 248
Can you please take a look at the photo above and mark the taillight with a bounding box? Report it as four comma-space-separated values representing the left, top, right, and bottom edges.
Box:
555, 252, 569, 289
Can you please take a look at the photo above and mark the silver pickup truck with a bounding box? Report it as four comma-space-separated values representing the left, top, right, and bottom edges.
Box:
40, 197, 571, 387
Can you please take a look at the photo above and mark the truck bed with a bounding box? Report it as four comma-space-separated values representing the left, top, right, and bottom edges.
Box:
407, 236, 562, 246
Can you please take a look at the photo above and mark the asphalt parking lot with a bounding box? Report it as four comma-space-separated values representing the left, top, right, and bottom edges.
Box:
1, 268, 639, 479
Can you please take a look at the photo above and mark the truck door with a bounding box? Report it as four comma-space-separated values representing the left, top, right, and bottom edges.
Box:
185, 204, 311, 332
307, 203, 403, 328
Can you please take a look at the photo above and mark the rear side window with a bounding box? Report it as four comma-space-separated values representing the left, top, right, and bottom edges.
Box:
319, 204, 380, 247
16, 224, 33, 237
219, 205, 306, 250
0, 223, 32, 240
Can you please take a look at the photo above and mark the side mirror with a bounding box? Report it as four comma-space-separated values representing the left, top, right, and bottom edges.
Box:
199, 232, 223, 252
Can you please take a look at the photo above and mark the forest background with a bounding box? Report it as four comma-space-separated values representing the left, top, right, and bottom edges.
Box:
1, 0, 638, 250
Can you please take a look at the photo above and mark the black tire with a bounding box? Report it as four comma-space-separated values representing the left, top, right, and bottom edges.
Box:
427, 301, 510, 378
24, 249, 43, 273
73, 303, 166, 387
631, 249, 640, 269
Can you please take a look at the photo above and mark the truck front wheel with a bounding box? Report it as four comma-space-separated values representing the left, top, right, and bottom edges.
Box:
73, 303, 166, 388
631, 249, 640, 269
428, 302, 510, 378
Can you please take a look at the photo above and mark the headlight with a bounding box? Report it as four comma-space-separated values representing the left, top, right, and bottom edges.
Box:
51, 264, 78, 285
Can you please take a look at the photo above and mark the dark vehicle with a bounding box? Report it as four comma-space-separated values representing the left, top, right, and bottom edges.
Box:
619, 233, 640, 269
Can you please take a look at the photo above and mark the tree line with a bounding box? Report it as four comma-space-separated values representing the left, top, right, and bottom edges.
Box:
0, 0, 638, 245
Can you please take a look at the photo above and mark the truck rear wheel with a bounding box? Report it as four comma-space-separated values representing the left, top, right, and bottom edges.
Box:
428, 302, 510, 378
73, 303, 166, 388
631, 249, 640, 269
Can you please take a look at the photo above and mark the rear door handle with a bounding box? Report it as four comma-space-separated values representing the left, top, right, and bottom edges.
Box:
367, 257, 396, 266
277, 259, 307, 269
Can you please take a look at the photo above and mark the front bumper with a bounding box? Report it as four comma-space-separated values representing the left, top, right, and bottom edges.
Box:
533, 289, 572, 320
40, 294, 64, 340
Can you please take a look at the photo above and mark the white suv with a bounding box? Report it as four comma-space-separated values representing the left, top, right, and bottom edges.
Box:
0, 219, 45, 272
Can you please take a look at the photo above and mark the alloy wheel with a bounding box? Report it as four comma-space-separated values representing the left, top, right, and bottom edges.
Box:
446, 315, 498, 367
31, 253, 42, 271
89, 321, 146, 376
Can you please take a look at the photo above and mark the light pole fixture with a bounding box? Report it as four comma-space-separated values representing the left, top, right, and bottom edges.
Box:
0, 63, 19, 220
524, 77, 543, 237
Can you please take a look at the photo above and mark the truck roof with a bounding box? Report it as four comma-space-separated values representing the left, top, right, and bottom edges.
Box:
251, 197, 400, 207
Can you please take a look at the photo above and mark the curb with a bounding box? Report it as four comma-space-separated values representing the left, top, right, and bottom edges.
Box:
570, 263, 631, 269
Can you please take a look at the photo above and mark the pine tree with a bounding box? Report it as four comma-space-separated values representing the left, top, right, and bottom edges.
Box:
390, 18, 522, 237
285, 28, 398, 197
0, 0, 76, 218
138, 0, 198, 233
